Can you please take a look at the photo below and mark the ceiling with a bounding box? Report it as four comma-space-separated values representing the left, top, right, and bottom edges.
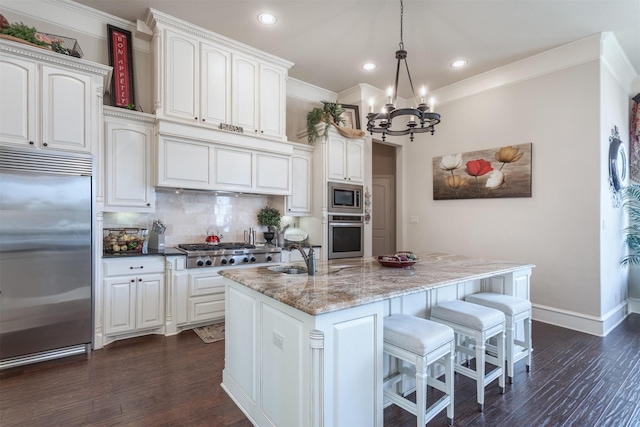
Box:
71, 0, 640, 99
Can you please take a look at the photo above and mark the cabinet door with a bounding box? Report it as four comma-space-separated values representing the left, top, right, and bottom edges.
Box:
259, 64, 285, 140
286, 153, 311, 215
327, 135, 347, 181
104, 120, 154, 212
41, 65, 92, 152
255, 152, 290, 194
213, 146, 253, 190
0, 56, 36, 146
200, 42, 231, 127
164, 29, 199, 122
136, 274, 165, 330
104, 277, 136, 335
156, 136, 214, 189
346, 139, 364, 183
232, 54, 259, 134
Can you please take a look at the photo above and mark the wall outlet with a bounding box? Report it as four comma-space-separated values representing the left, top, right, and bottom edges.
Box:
273, 331, 284, 350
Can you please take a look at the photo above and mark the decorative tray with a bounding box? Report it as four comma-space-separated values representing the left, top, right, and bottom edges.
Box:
375, 251, 419, 268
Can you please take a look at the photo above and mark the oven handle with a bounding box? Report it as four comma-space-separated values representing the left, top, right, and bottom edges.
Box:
329, 222, 364, 227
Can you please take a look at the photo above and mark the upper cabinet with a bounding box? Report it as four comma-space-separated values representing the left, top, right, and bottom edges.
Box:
0, 40, 110, 154
327, 134, 365, 184
103, 107, 156, 213
147, 9, 292, 142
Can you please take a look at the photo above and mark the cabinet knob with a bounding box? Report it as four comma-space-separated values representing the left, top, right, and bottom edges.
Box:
29, 141, 35, 145
130, 279, 135, 283
202, 119, 205, 122
260, 130, 264, 133
146, 203, 150, 207
194, 117, 198, 120
255, 129, 258, 133
43, 142, 48, 147
138, 278, 142, 282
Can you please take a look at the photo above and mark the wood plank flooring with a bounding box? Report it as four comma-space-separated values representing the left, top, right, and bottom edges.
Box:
1, 315, 639, 426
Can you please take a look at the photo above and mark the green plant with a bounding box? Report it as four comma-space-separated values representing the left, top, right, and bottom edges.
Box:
306, 100, 346, 145
622, 184, 640, 266
257, 206, 281, 232
0, 22, 47, 47
126, 103, 136, 110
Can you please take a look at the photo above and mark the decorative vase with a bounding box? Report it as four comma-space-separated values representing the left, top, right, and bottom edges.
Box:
263, 232, 275, 245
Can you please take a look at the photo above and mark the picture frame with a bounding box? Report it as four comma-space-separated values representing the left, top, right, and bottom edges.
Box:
107, 24, 135, 108
340, 104, 361, 130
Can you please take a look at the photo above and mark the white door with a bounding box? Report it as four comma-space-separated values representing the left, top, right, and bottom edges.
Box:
258, 64, 285, 139
232, 54, 258, 133
200, 41, 231, 127
0, 56, 36, 146
136, 274, 165, 330
164, 29, 198, 121
372, 175, 395, 256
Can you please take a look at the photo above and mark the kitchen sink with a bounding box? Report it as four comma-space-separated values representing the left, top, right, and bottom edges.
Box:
268, 265, 309, 275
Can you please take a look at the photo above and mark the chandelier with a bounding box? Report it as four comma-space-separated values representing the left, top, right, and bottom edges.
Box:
366, 0, 441, 142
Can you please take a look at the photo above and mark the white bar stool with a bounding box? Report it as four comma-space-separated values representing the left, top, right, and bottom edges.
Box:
430, 300, 506, 412
383, 313, 455, 426
465, 292, 532, 384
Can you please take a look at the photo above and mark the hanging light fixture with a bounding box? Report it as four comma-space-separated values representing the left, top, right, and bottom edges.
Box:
366, 0, 440, 142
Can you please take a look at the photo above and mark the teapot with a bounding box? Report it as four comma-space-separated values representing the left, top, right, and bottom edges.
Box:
205, 226, 223, 244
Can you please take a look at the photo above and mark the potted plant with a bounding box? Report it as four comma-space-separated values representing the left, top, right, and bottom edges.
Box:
257, 206, 281, 244
622, 184, 640, 266
306, 100, 346, 145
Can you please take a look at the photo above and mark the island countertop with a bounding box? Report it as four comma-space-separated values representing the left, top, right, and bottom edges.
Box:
218, 251, 534, 316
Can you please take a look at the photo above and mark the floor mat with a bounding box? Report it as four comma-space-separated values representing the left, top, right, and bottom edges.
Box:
192, 323, 225, 343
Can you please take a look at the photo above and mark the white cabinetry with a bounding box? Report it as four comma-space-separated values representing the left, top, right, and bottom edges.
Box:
103, 257, 165, 342
0, 40, 109, 153
327, 134, 364, 183
156, 132, 291, 195
161, 29, 231, 128
103, 107, 156, 212
148, 10, 291, 141
286, 145, 313, 215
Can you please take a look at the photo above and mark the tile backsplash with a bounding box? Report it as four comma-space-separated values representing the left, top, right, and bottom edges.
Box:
103, 189, 295, 247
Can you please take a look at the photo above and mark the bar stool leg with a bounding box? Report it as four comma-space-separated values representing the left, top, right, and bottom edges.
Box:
505, 317, 515, 384
416, 356, 427, 427
525, 316, 532, 372
475, 335, 486, 412
498, 330, 506, 394
445, 349, 454, 425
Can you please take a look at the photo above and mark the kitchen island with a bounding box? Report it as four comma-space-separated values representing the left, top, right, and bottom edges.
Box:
219, 252, 534, 427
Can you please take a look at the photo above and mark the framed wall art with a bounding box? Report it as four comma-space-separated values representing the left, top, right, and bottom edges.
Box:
433, 143, 532, 200
340, 104, 361, 130
107, 24, 135, 108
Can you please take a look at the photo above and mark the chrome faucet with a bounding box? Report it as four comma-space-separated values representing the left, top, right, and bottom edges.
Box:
286, 243, 316, 276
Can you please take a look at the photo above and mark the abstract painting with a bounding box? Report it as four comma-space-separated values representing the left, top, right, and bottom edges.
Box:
433, 143, 532, 200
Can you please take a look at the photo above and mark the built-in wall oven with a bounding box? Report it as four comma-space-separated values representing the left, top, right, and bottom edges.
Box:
328, 215, 364, 259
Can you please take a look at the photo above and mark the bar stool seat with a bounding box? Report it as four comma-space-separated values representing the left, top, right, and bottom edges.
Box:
383, 313, 455, 426
430, 300, 506, 412
465, 292, 532, 384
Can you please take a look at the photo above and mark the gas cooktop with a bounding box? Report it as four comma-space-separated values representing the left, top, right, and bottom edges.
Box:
178, 242, 256, 251
176, 242, 281, 268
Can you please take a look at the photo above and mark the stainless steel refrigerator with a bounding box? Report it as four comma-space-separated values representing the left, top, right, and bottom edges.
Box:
0, 146, 93, 369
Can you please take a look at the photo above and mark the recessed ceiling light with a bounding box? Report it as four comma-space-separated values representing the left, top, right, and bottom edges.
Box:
362, 63, 377, 71
258, 12, 277, 25
451, 59, 468, 68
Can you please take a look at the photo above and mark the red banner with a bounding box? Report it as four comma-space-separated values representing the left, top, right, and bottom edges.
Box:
110, 29, 131, 107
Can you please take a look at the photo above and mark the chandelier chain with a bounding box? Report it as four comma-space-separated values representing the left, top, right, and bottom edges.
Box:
399, 0, 404, 50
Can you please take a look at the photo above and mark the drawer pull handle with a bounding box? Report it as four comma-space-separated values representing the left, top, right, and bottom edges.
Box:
130, 266, 144, 269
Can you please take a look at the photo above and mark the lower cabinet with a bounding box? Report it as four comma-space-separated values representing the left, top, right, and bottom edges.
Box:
103, 257, 165, 339
169, 267, 226, 333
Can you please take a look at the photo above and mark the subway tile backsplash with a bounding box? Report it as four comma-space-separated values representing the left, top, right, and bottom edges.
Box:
103, 189, 287, 247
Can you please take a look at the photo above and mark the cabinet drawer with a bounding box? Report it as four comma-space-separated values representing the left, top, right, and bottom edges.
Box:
189, 273, 224, 296
103, 257, 165, 276
189, 296, 225, 323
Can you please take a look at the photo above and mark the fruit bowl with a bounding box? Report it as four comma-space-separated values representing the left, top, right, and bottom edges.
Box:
376, 251, 419, 268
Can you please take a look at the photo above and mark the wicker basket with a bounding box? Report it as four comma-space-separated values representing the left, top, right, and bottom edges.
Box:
36, 32, 83, 58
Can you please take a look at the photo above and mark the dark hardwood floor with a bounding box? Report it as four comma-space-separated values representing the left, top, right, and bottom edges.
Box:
1, 315, 639, 426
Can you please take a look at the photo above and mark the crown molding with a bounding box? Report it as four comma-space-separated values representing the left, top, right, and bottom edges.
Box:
103, 106, 157, 124
286, 77, 337, 103
601, 32, 638, 90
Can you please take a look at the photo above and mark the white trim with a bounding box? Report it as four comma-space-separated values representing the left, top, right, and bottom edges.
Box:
1, 0, 150, 53
287, 77, 337, 103
629, 297, 640, 314
601, 32, 638, 89
431, 33, 605, 106
532, 300, 629, 337
103, 106, 157, 124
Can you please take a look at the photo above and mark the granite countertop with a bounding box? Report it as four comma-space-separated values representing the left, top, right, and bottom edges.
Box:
218, 252, 535, 316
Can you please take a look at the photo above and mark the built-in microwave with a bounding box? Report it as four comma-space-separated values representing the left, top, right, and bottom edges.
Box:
328, 182, 363, 214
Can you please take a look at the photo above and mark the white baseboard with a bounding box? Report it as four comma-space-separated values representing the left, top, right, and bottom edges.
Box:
532, 300, 629, 337
629, 297, 640, 314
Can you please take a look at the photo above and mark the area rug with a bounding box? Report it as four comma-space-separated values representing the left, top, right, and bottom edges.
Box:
193, 322, 225, 343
